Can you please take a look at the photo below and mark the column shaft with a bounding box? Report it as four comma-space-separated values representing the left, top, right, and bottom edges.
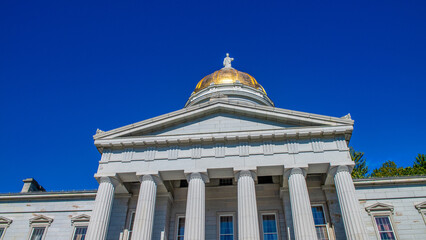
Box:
237, 170, 260, 240
288, 168, 318, 240
86, 177, 116, 240
131, 175, 158, 240
334, 165, 368, 240
184, 172, 206, 240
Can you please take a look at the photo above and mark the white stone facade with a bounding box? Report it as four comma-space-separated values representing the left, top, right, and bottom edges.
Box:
1, 60, 425, 240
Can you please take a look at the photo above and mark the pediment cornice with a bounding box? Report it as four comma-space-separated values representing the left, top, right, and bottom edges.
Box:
365, 202, 394, 214
0, 216, 12, 226
94, 125, 353, 149
94, 100, 353, 141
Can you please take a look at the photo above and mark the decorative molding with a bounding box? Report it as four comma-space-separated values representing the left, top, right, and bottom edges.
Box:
168, 147, 179, 160
101, 149, 112, 162
415, 201, 426, 212
215, 143, 225, 158
95, 125, 353, 148
145, 147, 156, 161
122, 148, 134, 162
191, 145, 202, 159
239, 142, 249, 156
287, 140, 298, 154
365, 203, 394, 215
335, 137, 347, 151
0, 216, 12, 226
311, 138, 324, 153
29, 215, 53, 226
262, 141, 274, 155
71, 214, 90, 224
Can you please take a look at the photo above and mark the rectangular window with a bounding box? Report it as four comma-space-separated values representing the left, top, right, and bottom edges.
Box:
219, 215, 234, 240
177, 217, 185, 240
262, 214, 278, 240
374, 216, 396, 240
73, 226, 87, 240
312, 206, 329, 240
128, 211, 136, 240
30, 227, 45, 240
219, 178, 233, 186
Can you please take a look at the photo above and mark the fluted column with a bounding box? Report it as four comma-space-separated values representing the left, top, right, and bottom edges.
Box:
288, 168, 317, 240
131, 175, 158, 240
334, 165, 368, 240
237, 170, 260, 240
184, 172, 207, 240
86, 177, 118, 240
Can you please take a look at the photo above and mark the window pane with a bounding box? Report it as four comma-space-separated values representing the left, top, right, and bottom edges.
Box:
73, 226, 87, 240
264, 234, 278, 240
220, 235, 234, 240
375, 217, 396, 240
0, 228, 4, 237
312, 206, 326, 225
177, 217, 185, 236
262, 215, 277, 233
315, 226, 329, 240
220, 216, 233, 235
30, 227, 45, 240
379, 232, 396, 240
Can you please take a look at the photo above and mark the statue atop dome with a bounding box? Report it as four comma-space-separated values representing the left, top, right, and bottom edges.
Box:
223, 53, 234, 68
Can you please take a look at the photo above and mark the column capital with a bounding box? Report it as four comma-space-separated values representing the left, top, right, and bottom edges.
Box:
284, 167, 308, 180
136, 173, 162, 185
328, 164, 354, 176
185, 172, 209, 183
95, 175, 121, 187
235, 169, 257, 181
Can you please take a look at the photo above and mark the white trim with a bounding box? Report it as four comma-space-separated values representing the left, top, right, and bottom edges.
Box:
365, 203, 399, 240
259, 211, 280, 240
0, 216, 12, 240
415, 201, 426, 225
311, 204, 331, 240
70, 214, 89, 240
27, 215, 53, 240
217, 212, 236, 240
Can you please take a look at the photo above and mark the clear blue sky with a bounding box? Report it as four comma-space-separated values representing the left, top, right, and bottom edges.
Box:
1, 1, 425, 193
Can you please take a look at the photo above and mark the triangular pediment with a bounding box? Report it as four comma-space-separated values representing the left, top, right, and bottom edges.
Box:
0, 216, 12, 225
94, 100, 353, 140
415, 201, 426, 210
365, 203, 394, 213
71, 214, 90, 223
29, 215, 53, 225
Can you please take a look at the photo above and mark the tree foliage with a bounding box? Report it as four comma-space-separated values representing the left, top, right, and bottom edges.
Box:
350, 147, 369, 179
370, 154, 426, 178
349, 148, 425, 178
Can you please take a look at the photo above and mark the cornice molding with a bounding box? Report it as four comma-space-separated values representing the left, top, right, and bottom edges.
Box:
95, 125, 353, 149
93, 101, 354, 141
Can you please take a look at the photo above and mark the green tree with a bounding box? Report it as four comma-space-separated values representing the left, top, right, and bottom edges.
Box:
370, 160, 404, 177
350, 147, 369, 179
414, 154, 426, 168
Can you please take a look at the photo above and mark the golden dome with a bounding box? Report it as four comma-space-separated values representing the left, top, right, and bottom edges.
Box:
193, 67, 266, 94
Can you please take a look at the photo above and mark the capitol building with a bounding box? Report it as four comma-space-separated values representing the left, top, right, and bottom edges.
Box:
1, 54, 425, 240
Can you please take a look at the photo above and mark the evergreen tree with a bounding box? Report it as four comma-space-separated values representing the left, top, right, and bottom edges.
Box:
370, 160, 404, 177
350, 147, 369, 178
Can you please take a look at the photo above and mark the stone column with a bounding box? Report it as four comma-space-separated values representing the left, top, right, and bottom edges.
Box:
287, 168, 317, 240
131, 175, 158, 240
86, 176, 118, 240
237, 170, 260, 240
334, 165, 368, 240
184, 172, 207, 240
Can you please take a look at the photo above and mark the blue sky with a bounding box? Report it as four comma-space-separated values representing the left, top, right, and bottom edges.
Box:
1, 1, 425, 193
